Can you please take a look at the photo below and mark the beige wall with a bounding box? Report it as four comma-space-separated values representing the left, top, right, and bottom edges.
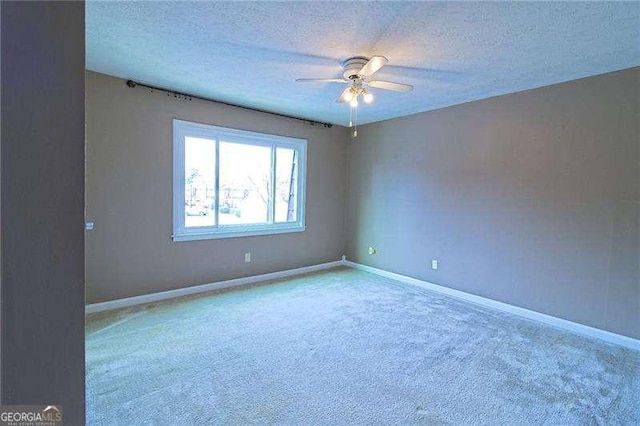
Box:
86, 71, 349, 303
347, 68, 640, 339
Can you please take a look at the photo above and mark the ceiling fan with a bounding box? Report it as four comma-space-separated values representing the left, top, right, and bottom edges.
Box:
296, 56, 413, 106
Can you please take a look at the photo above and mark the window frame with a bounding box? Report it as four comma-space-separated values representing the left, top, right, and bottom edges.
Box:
172, 119, 307, 242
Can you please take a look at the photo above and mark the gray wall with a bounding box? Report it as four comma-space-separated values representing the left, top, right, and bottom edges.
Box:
1, 1, 85, 422
347, 68, 640, 339
86, 72, 348, 303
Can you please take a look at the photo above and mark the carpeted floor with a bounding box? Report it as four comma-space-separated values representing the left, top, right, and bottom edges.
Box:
86, 267, 640, 424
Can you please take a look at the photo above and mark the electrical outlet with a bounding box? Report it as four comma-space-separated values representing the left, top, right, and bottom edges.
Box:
431, 259, 438, 270
368, 246, 377, 255
244, 252, 251, 263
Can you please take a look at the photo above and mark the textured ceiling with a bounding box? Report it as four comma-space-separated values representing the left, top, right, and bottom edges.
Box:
86, 1, 640, 126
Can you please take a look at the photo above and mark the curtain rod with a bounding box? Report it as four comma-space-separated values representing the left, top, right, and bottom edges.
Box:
125, 80, 333, 128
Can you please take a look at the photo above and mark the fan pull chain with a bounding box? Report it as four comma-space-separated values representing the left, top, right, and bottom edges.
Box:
353, 105, 358, 138
349, 105, 353, 128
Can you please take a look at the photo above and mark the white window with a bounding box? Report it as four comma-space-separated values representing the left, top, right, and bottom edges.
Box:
173, 119, 306, 241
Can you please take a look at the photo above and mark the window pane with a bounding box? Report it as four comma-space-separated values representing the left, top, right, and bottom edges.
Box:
275, 148, 297, 222
184, 137, 216, 228
219, 141, 271, 225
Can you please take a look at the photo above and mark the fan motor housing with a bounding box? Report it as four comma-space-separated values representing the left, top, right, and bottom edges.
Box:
342, 57, 369, 80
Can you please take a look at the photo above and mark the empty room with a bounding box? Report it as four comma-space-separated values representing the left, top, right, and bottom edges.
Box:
1, 1, 638, 424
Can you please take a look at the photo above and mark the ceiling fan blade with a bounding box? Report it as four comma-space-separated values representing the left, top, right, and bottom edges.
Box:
296, 78, 347, 83
336, 87, 352, 103
358, 56, 389, 78
368, 80, 414, 92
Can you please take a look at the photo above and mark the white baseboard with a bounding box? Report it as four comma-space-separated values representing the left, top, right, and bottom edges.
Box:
86, 256, 639, 351
85, 260, 344, 314
344, 260, 640, 351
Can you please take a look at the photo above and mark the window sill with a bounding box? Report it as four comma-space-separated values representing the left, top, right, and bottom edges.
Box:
172, 225, 306, 242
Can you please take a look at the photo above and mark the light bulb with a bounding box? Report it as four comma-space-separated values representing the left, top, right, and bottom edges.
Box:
350, 97, 359, 108
363, 92, 374, 103
343, 90, 353, 102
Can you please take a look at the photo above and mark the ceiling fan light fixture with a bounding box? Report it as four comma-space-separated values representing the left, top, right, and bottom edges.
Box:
296, 55, 412, 134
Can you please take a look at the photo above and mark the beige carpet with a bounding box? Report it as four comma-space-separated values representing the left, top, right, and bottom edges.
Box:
86, 267, 640, 424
